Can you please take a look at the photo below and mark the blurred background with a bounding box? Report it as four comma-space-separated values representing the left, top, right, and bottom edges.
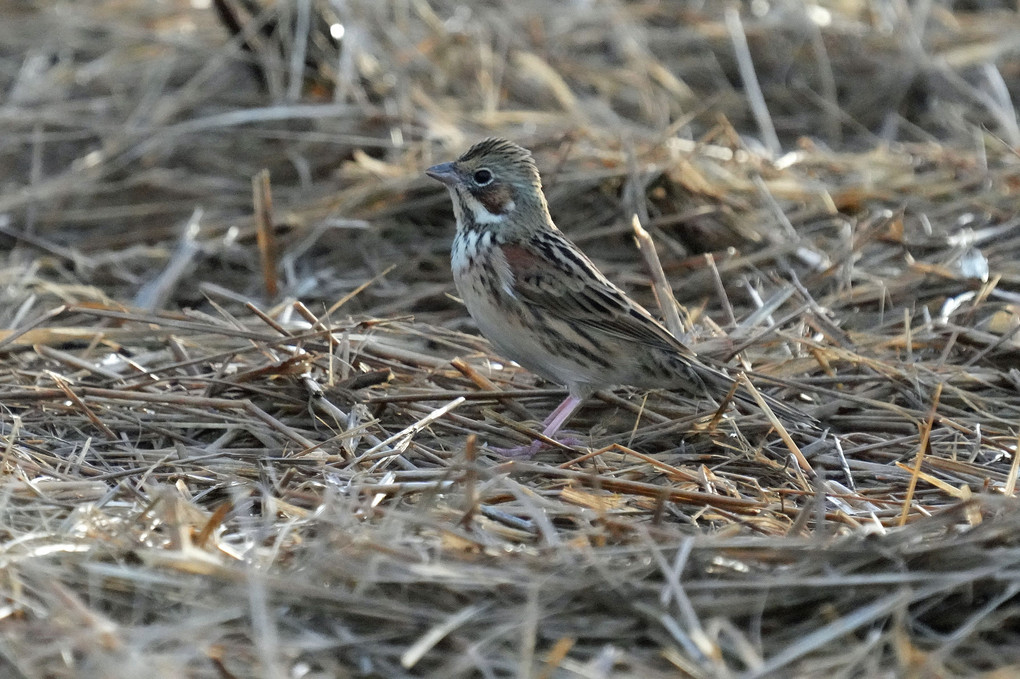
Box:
3, 0, 1018, 325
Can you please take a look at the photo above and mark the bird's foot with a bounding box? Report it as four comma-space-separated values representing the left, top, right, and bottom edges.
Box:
488, 440, 544, 459
488, 434, 584, 459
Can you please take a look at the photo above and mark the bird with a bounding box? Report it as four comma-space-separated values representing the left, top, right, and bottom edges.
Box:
426, 138, 791, 457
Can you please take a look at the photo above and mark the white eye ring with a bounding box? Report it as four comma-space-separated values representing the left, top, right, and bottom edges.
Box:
473, 168, 494, 186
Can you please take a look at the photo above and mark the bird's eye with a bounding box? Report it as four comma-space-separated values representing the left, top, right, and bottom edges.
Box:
473, 168, 493, 186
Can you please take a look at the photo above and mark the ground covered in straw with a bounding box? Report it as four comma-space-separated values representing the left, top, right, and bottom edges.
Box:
2, 1, 1020, 677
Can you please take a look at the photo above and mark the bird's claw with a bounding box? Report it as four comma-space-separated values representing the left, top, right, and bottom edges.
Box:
487, 434, 584, 459
488, 440, 545, 459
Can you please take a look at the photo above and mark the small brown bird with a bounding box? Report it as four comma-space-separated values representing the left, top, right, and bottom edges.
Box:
427, 138, 775, 456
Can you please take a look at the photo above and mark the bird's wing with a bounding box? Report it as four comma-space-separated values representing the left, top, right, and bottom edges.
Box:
499, 235, 815, 425
498, 234, 696, 358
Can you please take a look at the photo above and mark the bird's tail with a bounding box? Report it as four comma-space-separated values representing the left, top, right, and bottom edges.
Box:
691, 359, 814, 428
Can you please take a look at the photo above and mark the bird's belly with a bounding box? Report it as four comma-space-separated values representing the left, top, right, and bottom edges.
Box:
454, 268, 608, 391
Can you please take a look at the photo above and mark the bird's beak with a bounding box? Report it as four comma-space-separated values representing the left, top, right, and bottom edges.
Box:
425, 162, 459, 186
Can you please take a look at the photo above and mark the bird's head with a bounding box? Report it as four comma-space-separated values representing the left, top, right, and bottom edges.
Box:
426, 138, 552, 232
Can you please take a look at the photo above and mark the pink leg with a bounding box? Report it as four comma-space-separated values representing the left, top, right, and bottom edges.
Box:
540, 394, 584, 439
491, 394, 587, 459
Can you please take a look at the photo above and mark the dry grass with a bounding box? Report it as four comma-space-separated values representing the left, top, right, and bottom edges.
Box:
2, 0, 1020, 677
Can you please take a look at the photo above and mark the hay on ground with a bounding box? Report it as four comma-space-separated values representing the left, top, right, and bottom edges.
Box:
1, 1, 1020, 676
